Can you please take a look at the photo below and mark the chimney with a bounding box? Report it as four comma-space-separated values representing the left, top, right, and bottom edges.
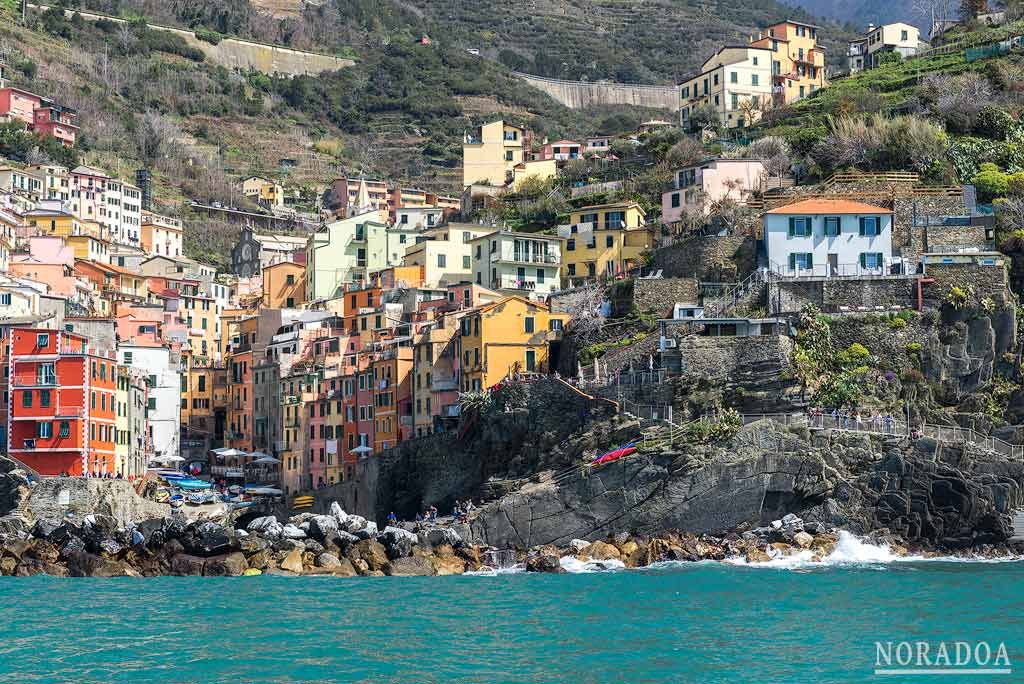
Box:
868, 23, 875, 32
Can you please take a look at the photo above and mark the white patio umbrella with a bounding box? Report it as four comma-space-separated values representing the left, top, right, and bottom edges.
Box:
252, 455, 282, 465
162, 455, 185, 463
248, 451, 271, 460
213, 448, 246, 458
350, 445, 373, 455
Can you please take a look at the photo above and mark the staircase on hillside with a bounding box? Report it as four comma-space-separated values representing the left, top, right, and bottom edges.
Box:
1010, 510, 1024, 542
702, 269, 769, 318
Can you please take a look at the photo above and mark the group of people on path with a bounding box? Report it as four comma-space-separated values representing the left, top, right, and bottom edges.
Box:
808, 406, 899, 433
385, 499, 477, 528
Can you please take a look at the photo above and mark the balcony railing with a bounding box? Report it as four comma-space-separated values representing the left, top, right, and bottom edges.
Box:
431, 378, 459, 392
13, 374, 57, 387
495, 277, 553, 291
56, 404, 83, 418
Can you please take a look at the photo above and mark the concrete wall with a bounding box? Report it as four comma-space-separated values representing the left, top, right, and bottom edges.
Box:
513, 72, 678, 111
668, 335, 793, 381
652, 235, 757, 282
46, 6, 354, 76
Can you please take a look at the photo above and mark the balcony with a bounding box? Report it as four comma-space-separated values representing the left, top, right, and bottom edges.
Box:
56, 404, 83, 418
399, 415, 413, 427
495, 277, 550, 291
13, 374, 57, 387
494, 251, 560, 265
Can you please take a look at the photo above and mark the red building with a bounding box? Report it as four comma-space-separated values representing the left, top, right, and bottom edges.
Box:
1, 328, 117, 476
32, 102, 79, 147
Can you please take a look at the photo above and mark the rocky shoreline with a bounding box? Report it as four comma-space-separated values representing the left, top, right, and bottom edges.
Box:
0, 504, 1019, 578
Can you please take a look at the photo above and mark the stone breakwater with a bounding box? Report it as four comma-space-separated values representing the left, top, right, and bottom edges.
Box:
0, 505, 1018, 578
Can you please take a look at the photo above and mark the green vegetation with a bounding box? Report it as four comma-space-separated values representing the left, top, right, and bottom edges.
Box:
685, 408, 742, 444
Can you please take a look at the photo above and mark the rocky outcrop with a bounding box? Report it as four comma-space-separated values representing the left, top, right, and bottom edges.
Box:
467, 420, 1024, 551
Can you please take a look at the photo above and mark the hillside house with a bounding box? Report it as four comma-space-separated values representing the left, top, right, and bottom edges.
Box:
662, 158, 766, 223
764, 199, 895, 276
678, 46, 773, 130
848, 23, 924, 73
749, 20, 827, 105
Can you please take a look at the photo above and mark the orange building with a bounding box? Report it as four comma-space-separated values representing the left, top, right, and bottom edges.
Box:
0, 328, 117, 476
262, 261, 306, 308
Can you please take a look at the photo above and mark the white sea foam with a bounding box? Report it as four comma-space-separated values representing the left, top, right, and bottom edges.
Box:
464, 564, 526, 576
558, 556, 626, 573
726, 531, 1022, 569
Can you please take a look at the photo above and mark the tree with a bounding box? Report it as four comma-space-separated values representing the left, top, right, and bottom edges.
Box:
746, 135, 791, 180
961, 0, 987, 19
559, 283, 607, 348
117, 22, 136, 55
136, 110, 179, 167
665, 136, 706, 168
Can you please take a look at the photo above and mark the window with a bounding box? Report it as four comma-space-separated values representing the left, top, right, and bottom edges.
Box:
437, 254, 446, 268
567, 239, 575, 251
731, 93, 738, 110
286, 274, 295, 285
860, 252, 884, 269
524, 317, 535, 333
550, 319, 563, 332
752, 56, 759, 66
824, 216, 841, 237
671, 193, 680, 208
751, 74, 759, 86
0, 293, 10, 306
36, 333, 49, 348
525, 350, 536, 372
505, 151, 514, 161
788, 253, 813, 271
37, 363, 55, 385
536, 269, 545, 284
787, 217, 812, 237
713, 73, 719, 86
37, 422, 52, 439
22, 390, 32, 408
567, 264, 576, 277
123, 351, 132, 364
730, 71, 737, 84
901, 30, 909, 41
286, 298, 295, 308
859, 216, 881, 236
40, 389, 50, 408
59, 421, 70, 438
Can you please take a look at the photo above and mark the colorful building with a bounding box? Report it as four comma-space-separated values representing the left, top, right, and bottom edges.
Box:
469, 231, 564, 299
678, 46, 773, 130
262, 261, 306, 309
749, 20, 828, 105
462, 120, 529, 187
459, 296, 566, 392
559, 201, 651, 284
1, 328, 117, 476
662, 158, 767, 223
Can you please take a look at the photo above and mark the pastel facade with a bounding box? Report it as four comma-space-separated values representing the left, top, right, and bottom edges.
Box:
679, 46, 773, 129
559, 203, 653, 285
262, 261, 306, 309
242, 176, 285, 209
848, 23, 923, 73
764, 199, 894, 276
306, 213, 389, 299
462, 120, 526, 187
749, 20, 827, 105
662, 158, 767, 222
459, 296, 566, 391
469, 231, 563, 299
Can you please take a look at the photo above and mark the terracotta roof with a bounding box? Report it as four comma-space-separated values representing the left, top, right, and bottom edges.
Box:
765, 199, 893, 215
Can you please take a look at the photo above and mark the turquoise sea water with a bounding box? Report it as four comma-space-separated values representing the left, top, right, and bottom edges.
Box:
1, 560, 1022, 683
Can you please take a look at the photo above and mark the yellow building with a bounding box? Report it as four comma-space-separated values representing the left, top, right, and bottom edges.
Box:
460, 296, 567, 392
462, 120, 529, 187
262, 261, 306, 308
749, 20, 827, 105
182, 293, 219, 362
242, 176, 285, 209
678, 46, 774, 129
67, 234, 111, 263
511, 159, 557, 190
559, 201, 653, 285
23, 208, 82, 238
402, 237, 473, 288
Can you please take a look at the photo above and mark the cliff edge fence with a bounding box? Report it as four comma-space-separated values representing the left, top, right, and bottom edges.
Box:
29, 4, 355, 76
511, 72, 678, 111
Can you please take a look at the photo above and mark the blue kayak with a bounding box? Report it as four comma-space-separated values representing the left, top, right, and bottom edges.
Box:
176, 478, 213, 490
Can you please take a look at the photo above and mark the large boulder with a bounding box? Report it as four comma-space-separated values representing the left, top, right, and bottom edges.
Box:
306, 515, 339, 543
330, 502, 349, 526
525, 552, 563, 573
183, 522, 236, 557
205, 552, 248, 577
380, 526, 417, 559
170, 553, 206, 576
386, 556, 437, 576
348, 539, 389, 572
279, 548, 304, 574
423, 527, 462, 548
579, 541, 620, 561
431, 553, 466, 575
281, 524, 306, 540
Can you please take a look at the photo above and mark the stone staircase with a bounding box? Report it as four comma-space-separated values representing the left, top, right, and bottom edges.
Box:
724, 359, 805, 414
1012, 510, 1024, 542
702, 269, 768, 318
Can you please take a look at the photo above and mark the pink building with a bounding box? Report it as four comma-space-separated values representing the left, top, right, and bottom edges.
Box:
0, 87, 42, 127
10, 236, 77, 297
535, 140, 582, 161
661, 158, 767, 224
32, 103, 78, 147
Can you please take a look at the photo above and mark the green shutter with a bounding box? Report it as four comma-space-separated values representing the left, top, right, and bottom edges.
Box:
788, 217, 795, 237
789, 253, 796, 270
859, 253, 866, 268
806, 253, 813, 269
859, 217, 866, 236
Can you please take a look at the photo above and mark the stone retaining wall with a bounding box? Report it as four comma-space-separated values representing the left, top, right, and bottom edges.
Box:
633, 277, 700, 316
768, 276, 919, 314
652, 235, 756, 282
670, 335, 793, 381
924, 260, 1010, 303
